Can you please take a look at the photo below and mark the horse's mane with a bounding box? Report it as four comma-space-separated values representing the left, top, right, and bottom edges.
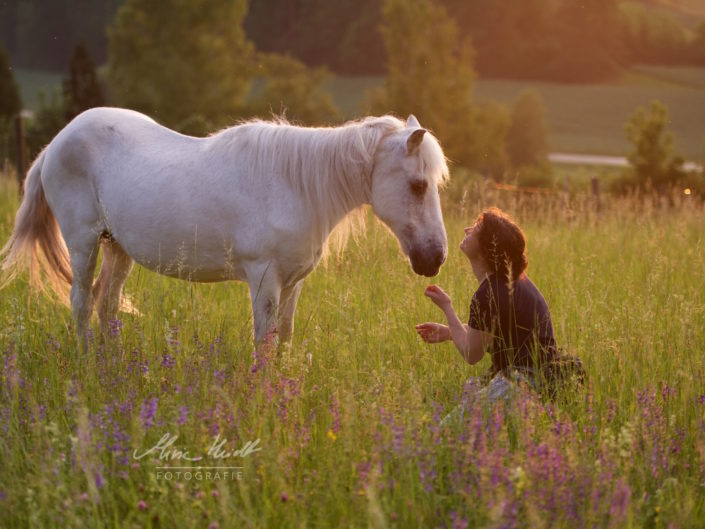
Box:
212, 115, 449, 255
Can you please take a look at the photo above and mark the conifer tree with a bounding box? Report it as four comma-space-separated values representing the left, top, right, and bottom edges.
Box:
64, 42, 104, 121
0, 46, 21, 120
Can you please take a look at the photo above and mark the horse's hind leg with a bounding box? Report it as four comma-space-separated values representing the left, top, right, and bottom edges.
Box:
40, 154, 104, 350
94, 239, 134, 336
65, 233, 100, 352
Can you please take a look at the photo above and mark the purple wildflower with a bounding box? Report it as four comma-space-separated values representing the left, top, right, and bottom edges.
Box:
140, 398, 158, 430
95, 469, 105, 489
161, 354, 175, 369
609, 478, 631, 525
356, 461, 372, 489
108, 319, 122, 337
177, 405, 189, 426
661, 383, 675, 401
214, 369, 227, 387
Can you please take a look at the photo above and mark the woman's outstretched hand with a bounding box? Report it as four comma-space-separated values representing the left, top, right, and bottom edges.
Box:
424, 284, 452, 311
415, 322, 450, 343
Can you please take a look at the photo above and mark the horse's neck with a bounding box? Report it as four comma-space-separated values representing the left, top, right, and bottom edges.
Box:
301, 126, 374, 240
216, 120, 381, 245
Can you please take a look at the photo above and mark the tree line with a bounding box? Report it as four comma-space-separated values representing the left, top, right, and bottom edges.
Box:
0, 0, 702, 195
2, 0, 704, 80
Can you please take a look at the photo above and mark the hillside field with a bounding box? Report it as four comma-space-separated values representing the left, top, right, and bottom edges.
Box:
14, 65, 705, 162
331, 67, 705, 161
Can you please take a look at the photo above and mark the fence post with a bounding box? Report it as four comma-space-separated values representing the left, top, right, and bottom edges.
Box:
590, 176, 600, 213
14, 114, 26, 193
2, 131, 8, 175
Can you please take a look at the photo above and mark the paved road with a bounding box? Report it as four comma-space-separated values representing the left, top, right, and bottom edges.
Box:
549, 152, 701, 172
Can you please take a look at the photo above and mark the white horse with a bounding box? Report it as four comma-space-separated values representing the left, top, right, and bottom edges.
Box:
1, 107, 448, 349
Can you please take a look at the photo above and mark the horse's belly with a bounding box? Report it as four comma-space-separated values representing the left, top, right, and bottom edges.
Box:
128, 246, 248, 283
156, 267, 237, 283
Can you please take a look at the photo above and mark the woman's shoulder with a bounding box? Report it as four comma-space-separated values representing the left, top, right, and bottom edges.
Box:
516, 274, 545, 296
515, 274, 552, 310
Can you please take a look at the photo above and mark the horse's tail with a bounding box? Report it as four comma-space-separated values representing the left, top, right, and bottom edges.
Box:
0, 149, 73, 305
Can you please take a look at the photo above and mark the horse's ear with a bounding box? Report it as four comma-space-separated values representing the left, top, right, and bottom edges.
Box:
406, 114, 421, 128
407, 128, 427, 154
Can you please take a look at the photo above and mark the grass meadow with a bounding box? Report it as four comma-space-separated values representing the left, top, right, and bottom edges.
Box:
0, 172, 704, 528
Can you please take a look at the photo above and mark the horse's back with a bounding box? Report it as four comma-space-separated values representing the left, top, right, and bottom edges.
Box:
42, 107, 209, 199
51, 107, 190, 160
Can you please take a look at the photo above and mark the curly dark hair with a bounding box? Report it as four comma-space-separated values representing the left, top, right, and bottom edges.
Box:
474, 207, 528, 281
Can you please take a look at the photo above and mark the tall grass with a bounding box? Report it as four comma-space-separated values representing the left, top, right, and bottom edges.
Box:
0, 173, 704, 528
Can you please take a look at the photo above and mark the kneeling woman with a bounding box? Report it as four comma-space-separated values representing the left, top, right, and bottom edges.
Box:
416, 207, 566, 398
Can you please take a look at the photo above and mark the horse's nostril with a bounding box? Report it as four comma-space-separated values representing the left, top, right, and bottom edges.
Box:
435, 252, 446, 268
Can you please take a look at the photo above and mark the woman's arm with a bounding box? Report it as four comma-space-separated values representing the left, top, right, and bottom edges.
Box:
423, 285, 489, 365
443, 310, 486, 365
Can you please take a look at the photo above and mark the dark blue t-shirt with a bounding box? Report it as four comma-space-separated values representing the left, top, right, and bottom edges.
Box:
468, 273, 557, 375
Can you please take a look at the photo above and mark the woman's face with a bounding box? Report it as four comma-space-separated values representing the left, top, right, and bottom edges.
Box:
459, 222, 481, 261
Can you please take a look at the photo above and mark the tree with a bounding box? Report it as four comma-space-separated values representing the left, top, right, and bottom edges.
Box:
619, 3, 688, 66
551, 0, 623, 82
107, 0, 255, 128
506, 90, 549, 169
63, 42, 105, 121
108, 0, 340, 130
0, 45, 21, 168
369, 0, 479, 168
0, 46, 21, 120
625, 101, 684, 191
246, 53, 341, 125
243, 0, 385, 75
473, 101, 509, 179
445, 0, 559, 80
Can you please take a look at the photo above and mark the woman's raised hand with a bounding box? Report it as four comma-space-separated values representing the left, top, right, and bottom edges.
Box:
415, 322, 450, 343
424, 284, 452, 310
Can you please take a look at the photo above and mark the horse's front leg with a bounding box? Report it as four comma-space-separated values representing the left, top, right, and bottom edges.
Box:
247, 264, 281, 348
279, 280, 303, 344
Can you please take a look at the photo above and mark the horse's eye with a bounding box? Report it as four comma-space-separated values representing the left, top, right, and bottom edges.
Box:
410, 180, 428, 197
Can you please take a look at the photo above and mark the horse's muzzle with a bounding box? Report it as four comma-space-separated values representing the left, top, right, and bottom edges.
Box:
409, 245, 446, 277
